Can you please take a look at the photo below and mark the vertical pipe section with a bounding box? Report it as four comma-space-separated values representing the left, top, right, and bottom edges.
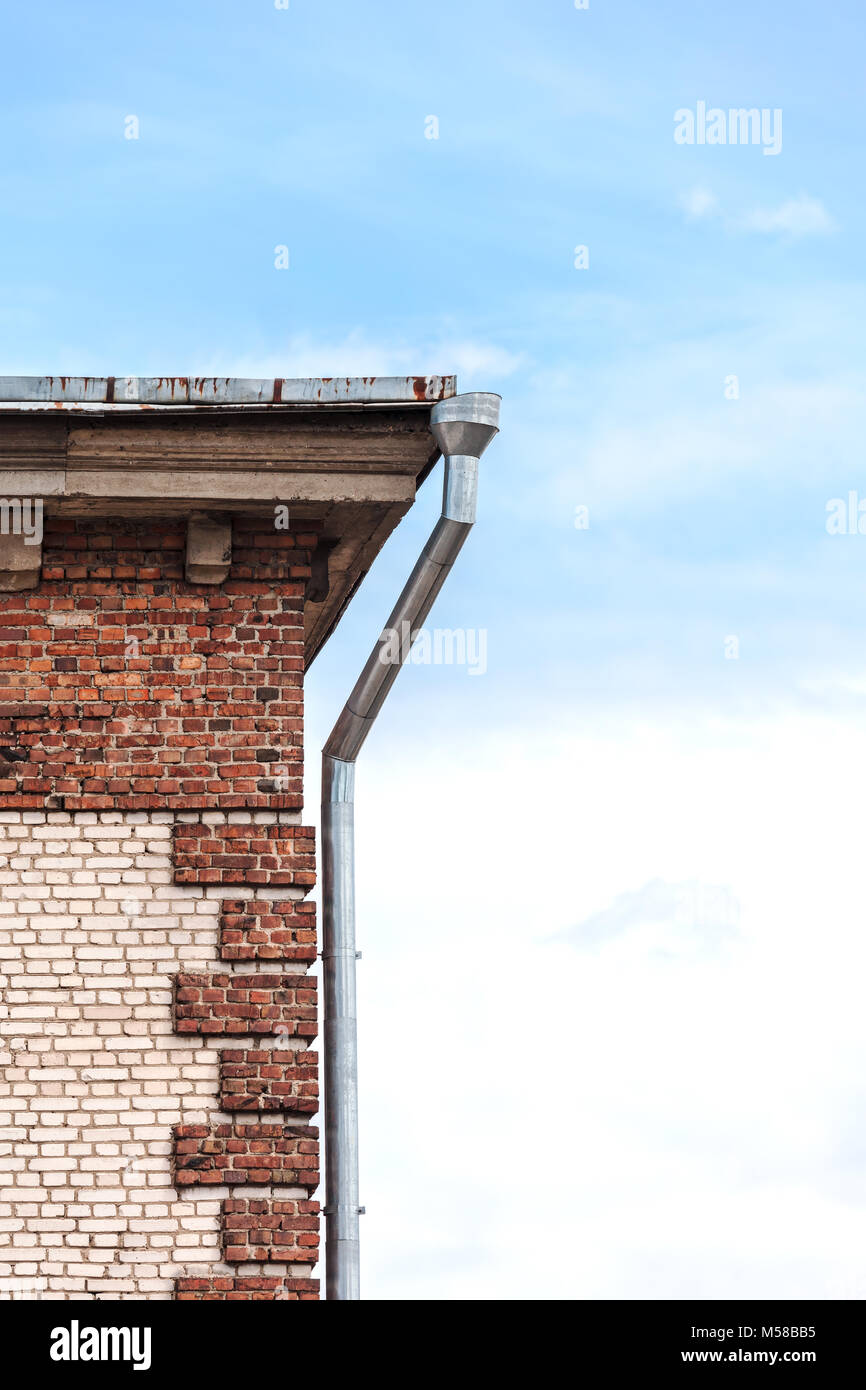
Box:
321, 392, 501, 1300
321, 755, 359, 1302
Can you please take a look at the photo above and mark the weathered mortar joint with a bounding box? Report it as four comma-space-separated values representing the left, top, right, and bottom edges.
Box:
185, 513, 232, 584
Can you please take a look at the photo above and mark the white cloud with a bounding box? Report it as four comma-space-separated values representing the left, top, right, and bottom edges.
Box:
678, 186, 719, 220
303, 706, 866, 1298
678, 189, 834, 239
504, 284, 866, 526
739, 193, 835, 238
200, 330, 524, 390
559, 877, 741, 959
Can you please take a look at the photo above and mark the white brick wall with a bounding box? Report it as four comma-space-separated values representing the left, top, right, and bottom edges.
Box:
0, 811, 313, 1300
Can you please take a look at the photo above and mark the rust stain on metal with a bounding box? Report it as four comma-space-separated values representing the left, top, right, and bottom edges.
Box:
0, 374, 457, 409
153, 377, 190, 400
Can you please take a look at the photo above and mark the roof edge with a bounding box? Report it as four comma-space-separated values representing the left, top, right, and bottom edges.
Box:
0, 375, 457, 407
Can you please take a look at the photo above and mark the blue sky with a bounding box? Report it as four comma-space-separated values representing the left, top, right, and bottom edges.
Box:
3, 0, 865, 1299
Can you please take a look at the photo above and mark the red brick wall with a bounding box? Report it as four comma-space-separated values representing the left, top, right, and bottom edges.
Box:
173, 1123, 319, 1187
0, 517, 311, 811
218, 898, 317, 963
173, 971, 318, 1038
176, 1276, 318, 1301
172, 821, 316, 886
2, 516, 321, 1300
221, 1197, 320, 1264
219, 1047, 319, 1113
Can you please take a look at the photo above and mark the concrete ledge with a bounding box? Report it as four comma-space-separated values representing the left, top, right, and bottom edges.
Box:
0, 389, 447, 662
0, 470, 65, 496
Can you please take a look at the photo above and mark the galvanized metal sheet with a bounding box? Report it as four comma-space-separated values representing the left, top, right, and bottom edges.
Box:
0, 376, 456, 406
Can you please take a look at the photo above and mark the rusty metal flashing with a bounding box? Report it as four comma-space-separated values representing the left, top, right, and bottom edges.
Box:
0, 376, 456, 409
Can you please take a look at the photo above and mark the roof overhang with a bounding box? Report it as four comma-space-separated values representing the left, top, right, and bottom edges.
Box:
0, 375, 457, 665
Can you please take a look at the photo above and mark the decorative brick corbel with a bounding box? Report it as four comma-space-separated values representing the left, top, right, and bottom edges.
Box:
185, 513, 232, 584
0, 530, 42, 590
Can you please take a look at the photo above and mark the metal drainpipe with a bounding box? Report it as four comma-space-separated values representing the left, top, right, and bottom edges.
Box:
321, 391, 501, 1300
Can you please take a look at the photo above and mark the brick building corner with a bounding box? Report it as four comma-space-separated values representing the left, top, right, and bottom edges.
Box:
0, 375, 451, 1299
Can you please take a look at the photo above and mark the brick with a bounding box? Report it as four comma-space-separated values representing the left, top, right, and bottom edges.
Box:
219, 1048, 318, 1114
175, 1275, 319, 1300
173, 972, 317, 1038
173, 1122, 319, 1187
220, 1196, 320, 1264
0, 519, 311, 812
172, 822, 316, 887
219, 897, 317, 962
0, 511, 322, 1299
